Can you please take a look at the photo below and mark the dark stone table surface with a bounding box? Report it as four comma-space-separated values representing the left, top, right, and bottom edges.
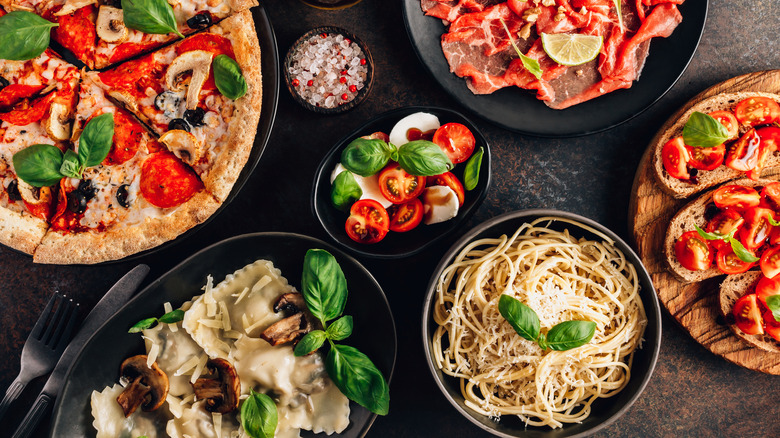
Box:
1, 0, 778, 437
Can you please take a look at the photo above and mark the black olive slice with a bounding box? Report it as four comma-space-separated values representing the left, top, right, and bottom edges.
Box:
186, 12, 212, 30
0, 77, 9, 92
168, 118, 191, 132
116, 184, 131, 208
7, 180, 21, 201
77, 179, 97, 201
67, 191, 87, 214
183, 108, 205, 127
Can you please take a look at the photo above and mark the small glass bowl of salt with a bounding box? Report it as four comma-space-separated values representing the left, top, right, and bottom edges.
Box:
284, 27, 373, 114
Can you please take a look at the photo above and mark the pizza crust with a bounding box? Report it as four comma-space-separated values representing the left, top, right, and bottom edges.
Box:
33, 191, 220, 264
0, 206, 47, 256
229, 0, 258, 12
202, 11, 263, 202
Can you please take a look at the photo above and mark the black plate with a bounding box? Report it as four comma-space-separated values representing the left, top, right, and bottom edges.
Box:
402, 1, 707, 137
312, 106, 491, 259
422, 210, 662, 437
3, 6, 280, 264
49, 232, 397, 437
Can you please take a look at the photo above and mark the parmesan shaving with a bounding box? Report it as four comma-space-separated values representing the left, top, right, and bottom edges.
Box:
164, 301, 179, 333
174, 356, 200, 377
213, 412, 222, 438
167, 394, 184, 418
197, 318, 224, 329
191, 354, 209, 384
219, 301, 232, 331
234, 286, 250, 304
146, 340, 160, 368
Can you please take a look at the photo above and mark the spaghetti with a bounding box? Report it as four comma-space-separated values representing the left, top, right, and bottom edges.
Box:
431, 217, 646, 428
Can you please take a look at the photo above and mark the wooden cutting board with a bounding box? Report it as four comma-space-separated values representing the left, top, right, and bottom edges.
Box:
629, 70, 780, 375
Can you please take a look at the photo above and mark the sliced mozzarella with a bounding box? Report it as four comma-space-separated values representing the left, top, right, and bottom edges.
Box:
388, 112, 440, 147
422, 185, 459, 225
330, 163, 392, 208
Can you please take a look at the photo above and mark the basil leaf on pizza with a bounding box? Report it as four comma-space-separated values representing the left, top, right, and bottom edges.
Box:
0, 11, 58, 61
78, 113, 115, 167
213, 55, 248, 100
121, 0, 185, 39
59, 150, 82, 179
13, 144, 65, 187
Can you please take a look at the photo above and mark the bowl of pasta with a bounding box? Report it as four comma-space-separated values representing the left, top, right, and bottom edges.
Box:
422, 209, 661, 437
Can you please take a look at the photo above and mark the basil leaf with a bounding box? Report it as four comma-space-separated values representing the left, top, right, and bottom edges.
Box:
59, 150, 82, 179
326, 344, 389, 415
536, 332, 548, 350
12, 144, 64, 187
241, 389, 277, 438
159, 309, 184, 324
766, 295, 780, 322
121, 0, 185, 38
498, 295, 540, 342
694, 224, 728, 241
293, 330, 327, 356
341, 138, 395, 177
463, 146, 483, 191
326, 315, 353, 341
213, 55, 248, 100
301, 249, 348, 325
682, 112, 730, 148
499, 18, 542, 80
79, 113, 114, 168
331, 171, 362, 211
397, 140, 454, 176
0, 11, 58, 61
128, 317, 158, 333
545, 320, 596, 351
729, 238, 759, 263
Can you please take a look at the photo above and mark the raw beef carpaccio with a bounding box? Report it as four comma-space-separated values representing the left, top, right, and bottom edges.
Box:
421, 0, 685, 109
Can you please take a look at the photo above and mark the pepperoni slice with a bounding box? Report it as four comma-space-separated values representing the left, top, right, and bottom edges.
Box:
98, 53, 158, 96
140, 151, 202, 209
0, 84, 45, 110
176, 34, 235, 90
109, 41, 162, 65
0, 93, 54, 126
49, 5, 97, 67
104, 110, 143, 165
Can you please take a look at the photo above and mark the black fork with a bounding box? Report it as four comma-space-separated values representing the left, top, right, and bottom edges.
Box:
0, 292, 79, 421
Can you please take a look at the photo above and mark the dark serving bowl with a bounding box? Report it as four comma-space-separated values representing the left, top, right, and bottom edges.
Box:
421, 210, 662, 438
284, 26, 374, 114
312, 106, 492, 259
49, 232, 397, 438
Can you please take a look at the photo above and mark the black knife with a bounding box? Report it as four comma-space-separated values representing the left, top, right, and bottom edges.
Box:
11, 264, 150, 438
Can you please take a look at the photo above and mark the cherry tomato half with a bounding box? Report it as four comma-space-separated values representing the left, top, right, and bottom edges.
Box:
732, 294, 764, 335
716, 246, 754, 274
377, 163, 425, 204
686, 143, 725, 171
706, 209, 744, 250
755, 275, 780, 308
388, 198, 424, 232
762, 309, 780, 342
432, 123, 475, 164
661, 137, 690, 180
361, 131, 390, 142
760, 182, 780, 211
426, 172, 465, 206
739, 207, 775, 251
734, 96, 780, 127
712, 185, 760, 210
675, 231, 713, 271
345, 199, 390, 244
725, 129, 762, 173
749, 127, 780, 180
708, 110, 739, 140
760, 246, 780, 279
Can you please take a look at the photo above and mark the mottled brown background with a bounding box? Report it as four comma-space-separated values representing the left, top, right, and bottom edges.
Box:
1, 0, 778, 437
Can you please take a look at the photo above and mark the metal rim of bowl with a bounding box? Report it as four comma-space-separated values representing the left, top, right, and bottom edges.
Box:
421, 209, 662, 438
284, 26, 374, 114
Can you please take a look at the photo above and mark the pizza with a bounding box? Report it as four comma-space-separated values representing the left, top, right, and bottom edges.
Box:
0, 5, 262, 264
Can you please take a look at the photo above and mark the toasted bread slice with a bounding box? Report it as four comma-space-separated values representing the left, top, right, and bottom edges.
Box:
664, 178, 776, 283
653, 92, 780, 199
719, 272, 780, 353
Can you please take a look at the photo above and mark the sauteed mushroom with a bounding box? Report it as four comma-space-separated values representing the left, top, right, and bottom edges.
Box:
191, 358, 240, 414
260, 312, 312, 346
273, 292, 306, 314
165, 50, 213, 111
96, 6, 128, 43
42, 102, 71, 141
115, 355, 169, 417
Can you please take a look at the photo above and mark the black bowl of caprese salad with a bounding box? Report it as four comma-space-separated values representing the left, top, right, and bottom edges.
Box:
312, 106, 491, 258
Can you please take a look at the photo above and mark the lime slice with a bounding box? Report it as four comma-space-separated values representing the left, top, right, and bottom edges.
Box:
540, 33, 603, 67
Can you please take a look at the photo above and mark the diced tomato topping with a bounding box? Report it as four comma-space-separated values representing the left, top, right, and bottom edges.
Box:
762, 309, 780, 342
686, 143, 725, 171
734, 96, 780, 127
733, 294, 764, 335
661, 137, 690, 180
716, 246, 754, 274
725, 129, 762, 174
760, 246, 780, 279
712, 185, 760, 211
705, 209, 744, 250
708, 110, 739, 140
674, 230, 713, 271
760, 182, 780, 212
739, 207, 775, 251
756, 275, 780, 309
